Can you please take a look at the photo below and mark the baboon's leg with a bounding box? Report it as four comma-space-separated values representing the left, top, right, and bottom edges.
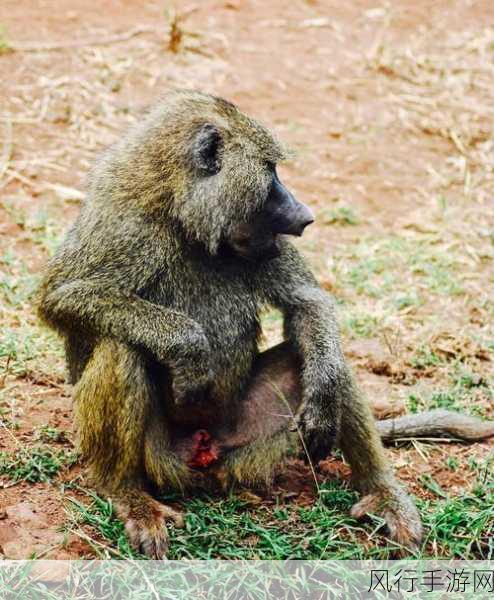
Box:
218, 342, 301, 487
74, 339, 185, 558
338, 381, 422, 550
221, 342, 422, 550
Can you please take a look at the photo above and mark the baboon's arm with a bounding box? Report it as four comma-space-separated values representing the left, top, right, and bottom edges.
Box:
40, 278, 208, 366
38, 213, 210, 368
261, 242, 348, 460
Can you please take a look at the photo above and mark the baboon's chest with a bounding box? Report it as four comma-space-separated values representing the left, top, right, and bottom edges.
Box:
151, 261, 262, 353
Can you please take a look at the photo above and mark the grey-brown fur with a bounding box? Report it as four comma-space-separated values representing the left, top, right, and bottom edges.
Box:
38, 90, 423, 557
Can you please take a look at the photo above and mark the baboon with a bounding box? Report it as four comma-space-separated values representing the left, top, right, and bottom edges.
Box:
38, 90, 445, 557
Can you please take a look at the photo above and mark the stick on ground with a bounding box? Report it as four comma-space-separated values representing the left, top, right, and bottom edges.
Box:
377, 409, 494, 442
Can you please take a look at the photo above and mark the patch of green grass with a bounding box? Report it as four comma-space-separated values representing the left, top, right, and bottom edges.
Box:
405, 241, 463, 295
0, 395, 21, 430
0, 445, 76, 483
34, 425, 67, 443
419, 474, 448, 499
166, 482, 399, 560
169, 496, 297, 559
333, 234, 463, 301
65, 467, 494, 560
410, 346, 443, 369
419, 457, 494, 559
345, 258, 389, 297
343, 313, 379, 338
67, 490, 138, 559
407, 393, 421, 414
452, 369, 487, 390
322, 205, 360, 226
0, 326, 64, 377
0, 272, 40, 308
0, 330, 36, 376
408, 388, 469, 414
29, 211, 64, 254
446, 456, 459, 470
69, 481, 410, 560
393, 293, 421, 310
407, 365, 492, 414
421, 265, 463, 295
429, 390, 461, 410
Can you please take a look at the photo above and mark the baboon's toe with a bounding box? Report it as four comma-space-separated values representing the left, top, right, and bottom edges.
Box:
351, 487, 422, 554
160, 504, 185, 529
125, 515, 169, 559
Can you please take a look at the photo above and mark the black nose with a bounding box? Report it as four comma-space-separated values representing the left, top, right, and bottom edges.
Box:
266, 175, 315, 236
290, 217, 313, 236
290, 204, 315, 236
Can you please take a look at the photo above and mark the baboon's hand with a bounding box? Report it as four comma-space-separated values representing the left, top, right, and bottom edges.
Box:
171, 361, 215, 406
294, 402, 339, 464
170, 329, 214, 405
168, 325, 214, 405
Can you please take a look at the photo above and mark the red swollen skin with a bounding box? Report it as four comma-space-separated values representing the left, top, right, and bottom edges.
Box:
187, 429, 220, 469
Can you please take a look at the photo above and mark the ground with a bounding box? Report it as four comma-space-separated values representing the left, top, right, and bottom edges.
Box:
0, 0, 493, 560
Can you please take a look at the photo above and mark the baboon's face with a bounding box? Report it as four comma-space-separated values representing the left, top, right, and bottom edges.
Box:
185, 117, 314, 261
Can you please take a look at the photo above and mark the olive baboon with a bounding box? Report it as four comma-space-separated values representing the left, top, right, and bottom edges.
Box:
39, 90, 429, 557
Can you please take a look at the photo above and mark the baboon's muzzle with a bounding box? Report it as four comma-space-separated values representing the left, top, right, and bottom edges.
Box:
267, 173, 314, 237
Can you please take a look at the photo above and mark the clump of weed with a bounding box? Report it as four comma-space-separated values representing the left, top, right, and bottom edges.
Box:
0, 445, 76, 483
0, 25, 12, 54
343, 313, 379, 338
67, 490, 137, 559
410, 346, 443, 369
419, 458, 494, 559
35, 425, 68, 443
323, 205, 360, 226
407, 365, 492, 414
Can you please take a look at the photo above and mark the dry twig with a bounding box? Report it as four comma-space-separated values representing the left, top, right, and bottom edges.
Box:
9, 26, 156, 52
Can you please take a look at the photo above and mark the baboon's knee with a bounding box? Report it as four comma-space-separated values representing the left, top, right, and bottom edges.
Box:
224, 432, 292, 489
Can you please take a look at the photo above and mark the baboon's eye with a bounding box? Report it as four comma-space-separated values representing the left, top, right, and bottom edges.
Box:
191, 123, 222, 175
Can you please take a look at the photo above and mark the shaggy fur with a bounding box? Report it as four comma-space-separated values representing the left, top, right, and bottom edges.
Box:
38, 90, 422, 557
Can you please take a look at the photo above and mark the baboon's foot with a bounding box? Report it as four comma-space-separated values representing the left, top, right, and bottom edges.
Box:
350, 484, 422, 553
113, 490, 184, 559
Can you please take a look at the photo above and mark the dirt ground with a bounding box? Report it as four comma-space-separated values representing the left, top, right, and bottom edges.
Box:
0, 0, 493, 559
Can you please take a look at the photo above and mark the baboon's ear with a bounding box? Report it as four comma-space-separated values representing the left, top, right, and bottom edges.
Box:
191, 123, 222, 175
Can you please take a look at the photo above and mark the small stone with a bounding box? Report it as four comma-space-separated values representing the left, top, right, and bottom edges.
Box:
371, 397, 406, 420
7, 502, 47, 528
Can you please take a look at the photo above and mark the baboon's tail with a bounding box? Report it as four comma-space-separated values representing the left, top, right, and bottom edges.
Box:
376, 409, 494, 443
